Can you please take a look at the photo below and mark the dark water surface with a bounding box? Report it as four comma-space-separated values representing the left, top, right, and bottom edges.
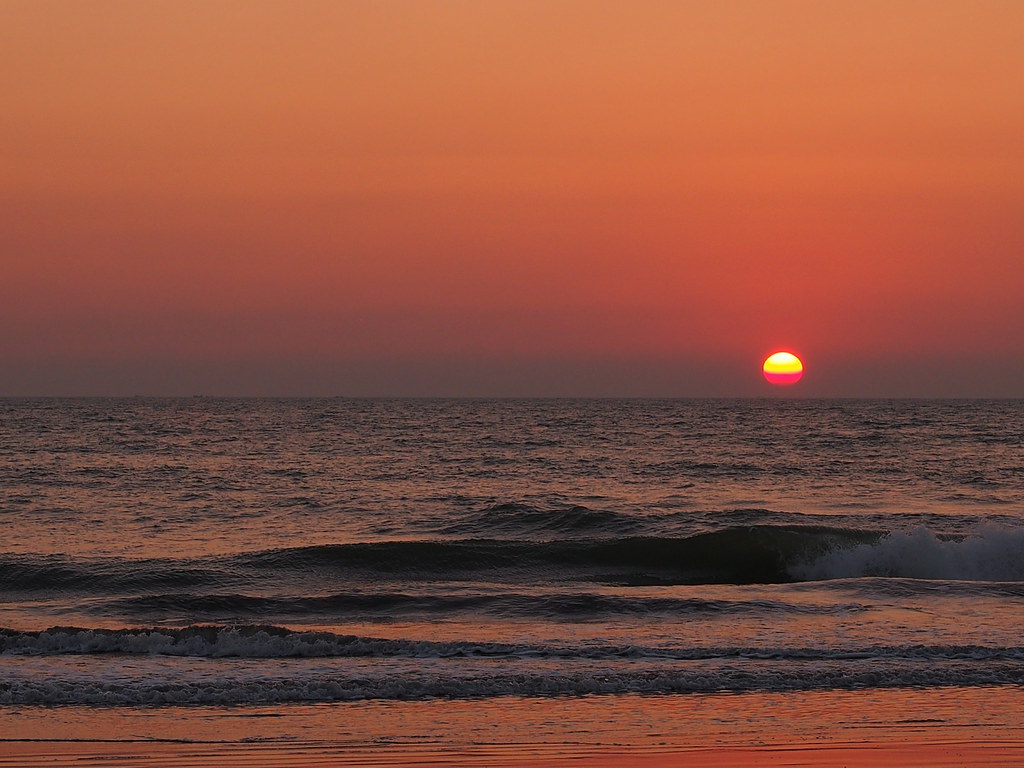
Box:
1, 398, 1022, 707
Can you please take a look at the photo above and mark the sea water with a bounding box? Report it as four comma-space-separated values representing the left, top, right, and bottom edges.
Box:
1, 398, 1022, 747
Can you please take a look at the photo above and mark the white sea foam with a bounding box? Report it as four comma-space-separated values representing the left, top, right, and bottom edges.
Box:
793, 524, 1024, 582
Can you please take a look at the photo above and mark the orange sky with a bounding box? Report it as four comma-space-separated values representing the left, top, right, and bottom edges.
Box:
3, 0, 1022, 395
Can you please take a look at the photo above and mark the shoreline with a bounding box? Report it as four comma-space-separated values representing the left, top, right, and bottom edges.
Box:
5, 687, 1024, 764
4, 740, 1024, 767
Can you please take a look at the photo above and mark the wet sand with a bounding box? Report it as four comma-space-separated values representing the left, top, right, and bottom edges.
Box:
4, 741, 1024, 767
6, 688, 1024, 766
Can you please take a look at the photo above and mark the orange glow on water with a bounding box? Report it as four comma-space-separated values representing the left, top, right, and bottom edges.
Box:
763, 352, 804, 386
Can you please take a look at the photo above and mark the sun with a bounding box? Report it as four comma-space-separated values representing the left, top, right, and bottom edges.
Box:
762, 351, 804, 386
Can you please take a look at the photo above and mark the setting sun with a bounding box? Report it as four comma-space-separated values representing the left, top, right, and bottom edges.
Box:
2, 2, 1023, 765
763, 352, 804, 386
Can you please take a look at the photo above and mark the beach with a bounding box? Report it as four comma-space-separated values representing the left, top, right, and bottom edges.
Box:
5, 740, 1024, 767
4, 687, 1024, 766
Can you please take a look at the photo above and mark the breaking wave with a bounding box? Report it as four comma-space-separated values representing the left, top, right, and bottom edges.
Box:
2, 524, 1021, 605
793, 524, 1024, 582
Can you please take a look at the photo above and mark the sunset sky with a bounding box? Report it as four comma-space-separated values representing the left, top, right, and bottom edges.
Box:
3, 0, 1022, 396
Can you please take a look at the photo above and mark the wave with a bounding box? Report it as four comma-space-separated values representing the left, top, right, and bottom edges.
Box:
8, 668, 1024, 706
794, 524, 1024, 582
238, 525, 882, 585
0, 554, 232, 592
97, 592, 860, 621
3, 527, 861, 592
4, 625, 1023, 662
432, 503, 882, 541
2, 656, 1023, 706
437, 501, 645, 538
3, 524, 1021, 596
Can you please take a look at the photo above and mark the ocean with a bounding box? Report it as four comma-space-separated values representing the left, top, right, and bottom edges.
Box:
2, 398, 1023, 751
